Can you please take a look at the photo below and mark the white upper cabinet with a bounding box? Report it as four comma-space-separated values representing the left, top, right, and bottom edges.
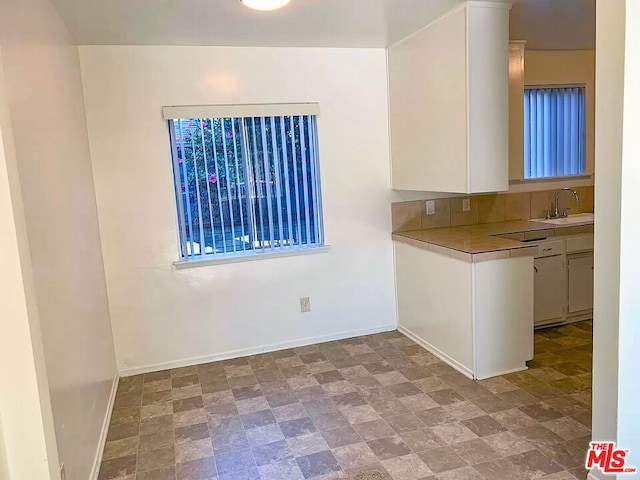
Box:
388, 1, 510, 193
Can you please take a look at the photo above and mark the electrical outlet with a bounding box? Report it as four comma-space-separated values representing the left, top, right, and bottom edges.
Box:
462, 198, 471, 212
60, 463, 66, 480
425, 200, 435, 215
300, 297, 311, 313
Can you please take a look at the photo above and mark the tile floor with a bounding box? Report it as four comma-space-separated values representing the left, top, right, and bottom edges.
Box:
98, 321, 593, 480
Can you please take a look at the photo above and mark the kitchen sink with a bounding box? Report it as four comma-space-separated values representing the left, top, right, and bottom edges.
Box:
534, 213, 594, 226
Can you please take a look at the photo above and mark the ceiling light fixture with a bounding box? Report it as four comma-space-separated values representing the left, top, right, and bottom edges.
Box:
241, 0, 291, 11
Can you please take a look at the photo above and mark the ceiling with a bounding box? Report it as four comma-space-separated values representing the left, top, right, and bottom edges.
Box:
48, 0, 467, 48
49, 0, 594, 49
510, 0, 595, 50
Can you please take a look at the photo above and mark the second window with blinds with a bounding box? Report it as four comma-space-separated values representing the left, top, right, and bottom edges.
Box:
166, 106, 324, 262
523, 86, 586, 179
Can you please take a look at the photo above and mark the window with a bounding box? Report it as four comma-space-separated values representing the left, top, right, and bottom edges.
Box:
165, 104, 324, 261
523, 86, 586, 179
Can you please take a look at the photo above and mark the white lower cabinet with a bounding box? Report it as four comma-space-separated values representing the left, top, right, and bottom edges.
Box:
534, 255, 566, 326
394, 240, 534, 380
568, 253, 594, 313
533, 234, 594, 328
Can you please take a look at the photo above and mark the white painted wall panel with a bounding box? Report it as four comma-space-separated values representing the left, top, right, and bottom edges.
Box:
0, 1, 118, 478
473, 257, 533, 379
79, 46, 397, 374
0, 63, 58, 480
395, 242, 474, 375
617, 0, 640, 465
592, 1, 624, 467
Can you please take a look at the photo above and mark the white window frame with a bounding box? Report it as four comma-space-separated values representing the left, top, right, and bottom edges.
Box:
164, 104, 329, 268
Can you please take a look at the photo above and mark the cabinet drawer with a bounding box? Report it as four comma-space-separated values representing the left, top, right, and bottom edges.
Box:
537, 240, 565, 258
566, 235, 594, 253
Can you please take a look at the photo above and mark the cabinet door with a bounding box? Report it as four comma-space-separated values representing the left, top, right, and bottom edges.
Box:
534, 255, 566, 325
568, 253, 594, 313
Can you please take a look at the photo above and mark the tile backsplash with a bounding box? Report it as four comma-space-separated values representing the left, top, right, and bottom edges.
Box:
391, 186, 594, 232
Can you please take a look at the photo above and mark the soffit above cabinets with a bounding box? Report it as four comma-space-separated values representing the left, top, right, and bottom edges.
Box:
510, 0, 595, 50
48, 0, 471, 47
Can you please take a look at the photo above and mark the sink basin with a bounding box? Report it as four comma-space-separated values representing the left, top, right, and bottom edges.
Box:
534, 213, 594, 226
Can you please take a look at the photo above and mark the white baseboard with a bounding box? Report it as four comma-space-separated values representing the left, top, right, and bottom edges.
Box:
119, 324, 397, 377
535, 312, 593, 330
475, 366, 528, 381
90, 373, 119, 480
587, 471, 603, 480
398, 324, 474, 379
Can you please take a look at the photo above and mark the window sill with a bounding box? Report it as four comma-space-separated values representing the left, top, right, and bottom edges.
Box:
508, 175, 594, 193
510, 174, 593, 184
173, 245, 332, 270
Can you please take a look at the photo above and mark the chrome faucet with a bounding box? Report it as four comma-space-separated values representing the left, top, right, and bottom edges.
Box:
553, 187, 580, 218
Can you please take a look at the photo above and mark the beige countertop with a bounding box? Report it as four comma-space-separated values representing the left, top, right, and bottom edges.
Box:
392, 219, 594, 262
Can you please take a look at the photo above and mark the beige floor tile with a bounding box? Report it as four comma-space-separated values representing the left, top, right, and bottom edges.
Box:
542, 416, 592, 441
418, 446, 466, 473
430, 422, 478, 445
381, 453, 434, 480
333, 442, 378, 470
481, 431, 533, 457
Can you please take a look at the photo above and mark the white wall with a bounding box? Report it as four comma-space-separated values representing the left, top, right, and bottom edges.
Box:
0, 59, 59, 480
617, 0, 640, 469
0, 0, 118, 478
79, 46, 397, 374
592, 2, 640, 477
591, 2, 624, 477
0, 414, 8, 479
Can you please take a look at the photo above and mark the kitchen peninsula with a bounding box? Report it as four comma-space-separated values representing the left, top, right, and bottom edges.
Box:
393, 206, 594, 381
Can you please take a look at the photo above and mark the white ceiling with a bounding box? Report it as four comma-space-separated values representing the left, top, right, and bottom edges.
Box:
49, 0, 594, 49
510, 0, 595, 50
48, 0, 467, 48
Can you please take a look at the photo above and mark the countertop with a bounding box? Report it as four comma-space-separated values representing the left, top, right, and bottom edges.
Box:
392, 218, 594, 261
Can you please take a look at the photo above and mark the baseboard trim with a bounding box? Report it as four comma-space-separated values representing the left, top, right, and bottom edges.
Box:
535, 312, 593, 330
119, 324, 398, 377
587, 471, 602, 480
475, 366, 528, 381
90, 373, 119, 480
397, 325, 474, 379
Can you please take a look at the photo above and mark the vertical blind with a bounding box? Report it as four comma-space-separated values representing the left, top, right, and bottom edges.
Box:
168, 115, 324, 260
523, 86, 586, 179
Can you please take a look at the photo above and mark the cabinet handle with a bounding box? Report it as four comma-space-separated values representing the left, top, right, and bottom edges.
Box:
534, 266, 538, 273
543, 248, 553, 252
